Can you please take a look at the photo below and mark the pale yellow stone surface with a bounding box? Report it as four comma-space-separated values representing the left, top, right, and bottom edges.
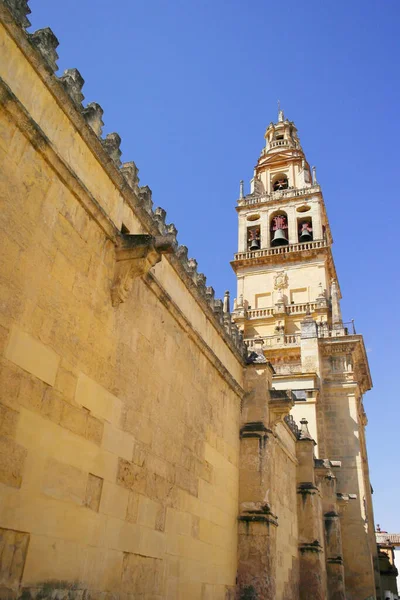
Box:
0, 17, 243, 598
5, 326, 60, 386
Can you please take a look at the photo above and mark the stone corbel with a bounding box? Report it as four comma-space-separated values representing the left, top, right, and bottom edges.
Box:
268, 390, 295, 430
111, 234, 174, 307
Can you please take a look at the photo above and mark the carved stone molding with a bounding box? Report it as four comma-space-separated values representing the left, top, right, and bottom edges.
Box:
274, 270, 288, 290
111, 234, 174, 307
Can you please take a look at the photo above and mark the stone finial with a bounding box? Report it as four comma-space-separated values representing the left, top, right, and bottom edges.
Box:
205, 286, 215, 308
4, 0, 31, 27
195, 273, 207, 295
213, 299, 224, 324
239, 180, 244, 199
223, 290, 230, 315
138, 186, 153, 214
185, 258, 197, 277
29, 28, 59, 72
153, 207, 167, 234
299, 418, 314, 441
231, 323, 239, 346
166, 223, 177, 239
120, 161, 139, 191
330, 279, 342, 326
59, 68, 85, 106
312, 165, 317, 184
102, 133, 122, 166
82, 102, 104, 137
176, 245, 188, 264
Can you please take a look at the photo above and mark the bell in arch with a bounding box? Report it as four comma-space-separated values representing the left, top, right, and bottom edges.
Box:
248, 227, 261, 251
299, 222, 313, 243
271, 214, 289, 247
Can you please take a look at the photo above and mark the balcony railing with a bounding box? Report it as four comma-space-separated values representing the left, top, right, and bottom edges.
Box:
245, 334, 301, 349
238, 184, 321, 207
317, 321, 356, 338
234, 239, 327, 261
244, 321, 356, 350
246, 302, 317, 320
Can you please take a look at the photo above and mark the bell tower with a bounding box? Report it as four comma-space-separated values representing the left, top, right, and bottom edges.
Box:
232, 111, 381, 599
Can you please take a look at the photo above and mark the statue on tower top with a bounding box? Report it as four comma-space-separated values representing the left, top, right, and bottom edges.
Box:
278, 100, 284, 122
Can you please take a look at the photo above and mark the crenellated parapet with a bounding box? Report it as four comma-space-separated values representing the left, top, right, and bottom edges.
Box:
0, 0, 247, 359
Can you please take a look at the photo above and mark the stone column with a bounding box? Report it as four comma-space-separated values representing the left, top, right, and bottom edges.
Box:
296, 420, 327, 600
237, 363, 278, 600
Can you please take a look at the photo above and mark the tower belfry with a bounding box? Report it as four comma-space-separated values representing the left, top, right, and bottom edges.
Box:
232, 113, 381, 600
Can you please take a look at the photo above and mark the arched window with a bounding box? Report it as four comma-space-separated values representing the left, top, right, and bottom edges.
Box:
247, 226, 261, 251
297, 217, 313, 243
270, 212, 289, 247
272, 173, 289, 192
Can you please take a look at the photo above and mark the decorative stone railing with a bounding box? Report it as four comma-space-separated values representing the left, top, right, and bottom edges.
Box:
237, 184, 321, 207
234, 239, 327, 261
245, 334, 301, 349
246, 302, 317, 320
269, 139, 290, 149
247, 307, 274, 319
317, 321, 356, 338
286, 302, 317, 315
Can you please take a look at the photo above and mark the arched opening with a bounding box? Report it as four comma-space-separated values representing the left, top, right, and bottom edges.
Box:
247, 225, 261, 251
272, 173, 289, 191
270, 212, 289, 247
297, 217, 313, 243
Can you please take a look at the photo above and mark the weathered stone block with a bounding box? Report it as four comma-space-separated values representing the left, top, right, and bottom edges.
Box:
86, 415, 104, 445
99, 480, 129, 519
29, 28, 59, 72
121, 553, 163, 594
0, 527, 30, 593
0, 436, 27, 488
116, 458, 146, 493
5, 326, 60, 386
60, 403, 87, 437
84, 472, 104, 512
0, 403, 19, 438
42, 458, 87, 505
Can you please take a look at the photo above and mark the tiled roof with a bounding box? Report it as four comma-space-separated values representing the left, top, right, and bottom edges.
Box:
376, 533, 400, 546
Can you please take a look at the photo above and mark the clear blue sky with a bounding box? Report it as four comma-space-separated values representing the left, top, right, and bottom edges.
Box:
29, 1, 400, 531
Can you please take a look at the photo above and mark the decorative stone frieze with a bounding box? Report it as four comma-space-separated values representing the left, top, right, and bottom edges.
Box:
111, 234, 175, 306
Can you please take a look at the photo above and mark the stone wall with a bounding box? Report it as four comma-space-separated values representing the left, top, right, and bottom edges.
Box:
0, 4, 245, 598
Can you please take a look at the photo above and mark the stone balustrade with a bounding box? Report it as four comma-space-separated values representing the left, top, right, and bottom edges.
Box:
234, 238, 327, 261
245, 334, 301, 349
237, 184, 321, 206
245, 302, 317, 320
